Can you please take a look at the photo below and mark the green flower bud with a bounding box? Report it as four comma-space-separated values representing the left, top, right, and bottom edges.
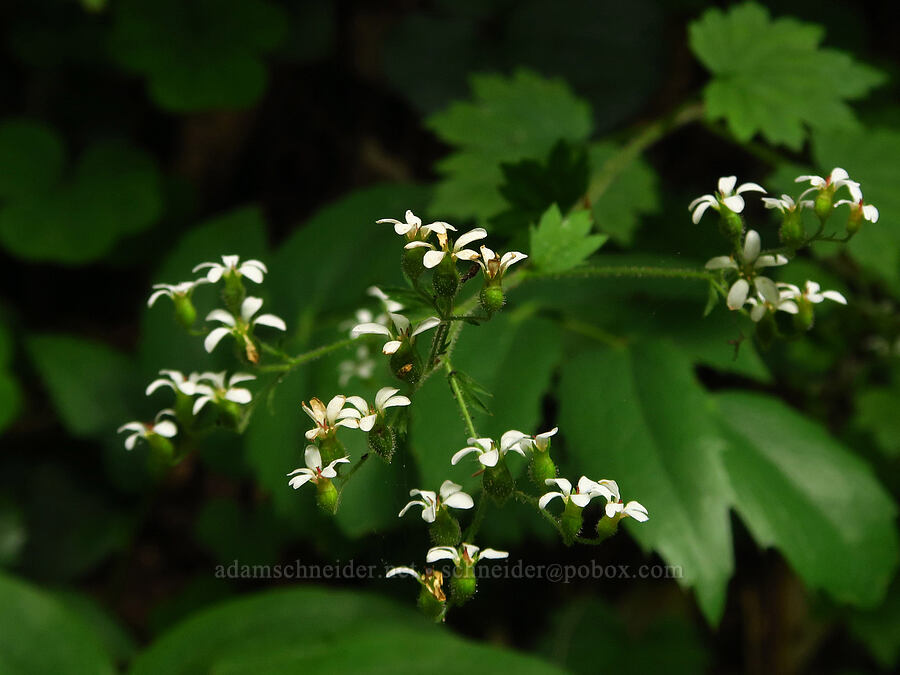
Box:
432, 255, 459, 298
846, 207, 864, 236
793, 298, 815, 332
778, 211, 805, 249
367, 425, 396, 463
450, 567, 477, 605
814, 189, 833, 223
482, 460, 514, 504
402, 246, 427, 283
528, 449, 557, 488
479, 285, 505, 315
559, 499, 584, 545
315, 478, 339, 514
222, 271, 247, 315
389, 342, 422, 384
429, 507, 462, 547
173, 294, 197, 329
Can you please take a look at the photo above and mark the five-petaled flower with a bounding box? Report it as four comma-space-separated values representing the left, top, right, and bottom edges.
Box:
345, 387, 411, 432
406, 228, 488, 269
287, 445, 350, 489
705, 230, 788, 310
193, 255, 269, 284
145, 369, 202, 397
351, 312, 440, 355
204, 297, 287, 359
450, 430, 530, 468
689, 175, 766, 224
302, 395, 360, 441
192, 372, 256, 415
377, 210, 455, 243
605, 499, 650, 523
538, 476, 617, 510
117, 410, 177, 450
796, 167, 862, 202
398, 480, 474, 523
778, 281, 847, 307
426, 542, 508, 567
762, 194, 812, 214
147, 280, 208, 308
528, 426, 558, 452
834, 197, 879, 224
464, 245, 527, 282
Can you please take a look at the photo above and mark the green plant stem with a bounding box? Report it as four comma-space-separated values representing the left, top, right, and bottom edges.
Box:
580, 101, 705, 210
444, 359, 478, 439
463, 493, 490, 542
527, 265, 714, 283
257, 337, 356, 373
514, 490, 567, 538
338, 453, 369, 491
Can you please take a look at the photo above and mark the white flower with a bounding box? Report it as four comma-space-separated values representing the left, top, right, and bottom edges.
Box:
762, 194, 813, 213
834, 198, 879, 224
117, 409, 177, 450
539, 476, 616, 510
450, 430, 529, 468
464, 245, 527, 281
426, 542, 508, 567
367, 286, 405, 313
351, 312, 440, 355
302, 395, 360, 441
529, 426, 558, 452
147, 280, 208, 308
145, 370, 202, 397
345, 387, 411, 432
286, 445, 350, 488
778, 281, 847, 306
398, 480, 474, 523
704, 230, 788, 310
192, 372, 256, 414
337, 346, 377, 386
385, 566, 446, 602
688, 176, 766, 224
405, 228, 488, 269
192, 255, 268, 284
605, 499, 650, 523
204, 297, 287, 354
377, 210, 456, 243
745, 278, 800, 322
796, 167, 862, 202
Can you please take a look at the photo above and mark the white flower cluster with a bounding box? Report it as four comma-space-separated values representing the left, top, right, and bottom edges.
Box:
539, 477, 648, 522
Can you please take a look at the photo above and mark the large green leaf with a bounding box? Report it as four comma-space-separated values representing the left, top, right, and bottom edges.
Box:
0, 571, 115, 674
427, 70, 593, 222
689, 2, 883, 149
110, 0, 287, 111
529, 205, 606, 274
812, 127, 900, 287
716, 391, 898, 607
849, 577, 900, 669
26, 334, 140, 439
0, 120, 162, 264
558, 342, 734, 623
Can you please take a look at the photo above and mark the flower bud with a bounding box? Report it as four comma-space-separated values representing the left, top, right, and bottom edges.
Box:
389, 342, 422, 384
529, 449, 557, 487
367, 425, 396, 463
482, 460, 514, 504
429, 507, 462, 547
450, 567, 477, 605
315, 478, 339, 514
793, 298, 815, 332
402, 247, 427, 283
173, 294, 197, 329
778, 211, 805, 249
814, 190, 833, 223
559, 499, 583, 545
479, 285, 505, 315
432, 256, 459, 298
222, 271, 246, 315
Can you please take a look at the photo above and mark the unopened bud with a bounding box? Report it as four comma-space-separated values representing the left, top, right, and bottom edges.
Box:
173, 295, 197, 328
814, 190, 833, 223
479, 285, 505, 315
528, 450, 557, 488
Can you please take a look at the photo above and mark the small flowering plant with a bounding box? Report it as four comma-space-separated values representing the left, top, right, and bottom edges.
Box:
121, 155, 876, 623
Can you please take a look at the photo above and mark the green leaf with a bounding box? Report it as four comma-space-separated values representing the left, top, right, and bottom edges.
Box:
716, 391, 899, 607
0, 571, 115, 674
0, 497, 25, 567
849, 577, 900, 669
587, 141, 660, 246
51, 591, 137, 666
427, 70, 593, 222
0, 120, 162, 264
689, 2, 884, 149
0, 372, 21, 435
26, 334, 140, 439
110, 0, 287, 112
194, 499, 287, 566
854, 387, 900, 458
558, 343, 734, 623
812, 127, 900, 287
529, 204, 607, 274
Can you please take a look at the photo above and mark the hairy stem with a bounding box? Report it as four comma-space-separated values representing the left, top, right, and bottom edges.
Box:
444, 359, 478, 439
257, 337, 356, 373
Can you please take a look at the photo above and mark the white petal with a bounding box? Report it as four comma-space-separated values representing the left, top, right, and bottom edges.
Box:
718, 176, 737, 195
477, 548, 508, 560
478, 448, 500, 467
743, 230, 761, 262
118, 421, 145, 434
545, 477, 572, 494
722, 194, 745, 213
750, 303, 767, 322
624, 501, 649, 522
206, 309, 236, 326
411, 317, 442, 337
288, 473, 314, 489
374, 387, 399, 409
439, 480, 462, 499
147, 289, 169, 307
253, 314, 287, 331
153, 420, 178, 438
382, 340, 403, 354
386, 566, 420, 580
325, 395, 347, 423
305, 445, 323, 470
754, 277, 780, 305
352, 323, 392, 338
691, 200, 714, 224
124, 432, 139, 450
821, 290, 847, 304
344, 396, 369, 414
425, 547, 458, 564
229, 372, 256, 386
443, 492, 474, 510
390, 313, 411, 334
145, 378, 174, 396
450, 447, 479, 465
736, 182, 766, 195
225, 388, 252, 404
398, 500, 425, 518
704, 256, 737, 270
204, 327, 233, 353
193, 395, 213, 415
726, 279, 750, 310
538, 492, 563, 510
358, 414, 377, 432
500, 429, 528, 451
570, 493, 592, 508
239, 265, 264, 284
754, 254, 789, 269
454, 228, 488, 250
381, 395, 410, 410
422, 250, 446, 268
241, 297, 264, 322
